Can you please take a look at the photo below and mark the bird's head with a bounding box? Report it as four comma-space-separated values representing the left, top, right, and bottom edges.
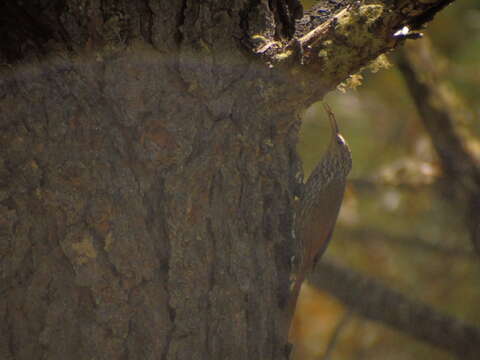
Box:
324, 103, 352, 177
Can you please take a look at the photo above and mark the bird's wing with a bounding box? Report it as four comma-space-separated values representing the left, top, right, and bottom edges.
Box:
303, 178, 347, 267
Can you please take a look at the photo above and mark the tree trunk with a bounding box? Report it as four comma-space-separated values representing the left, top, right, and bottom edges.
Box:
0, 1, 455, 359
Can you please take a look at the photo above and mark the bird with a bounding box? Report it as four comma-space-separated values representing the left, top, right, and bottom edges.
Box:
287, 103, 352, 327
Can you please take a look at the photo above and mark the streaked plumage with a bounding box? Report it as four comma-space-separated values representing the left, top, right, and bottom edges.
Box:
288, 103, 352, 325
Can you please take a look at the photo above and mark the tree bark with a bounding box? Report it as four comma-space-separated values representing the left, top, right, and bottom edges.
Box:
0, 1, 456, 359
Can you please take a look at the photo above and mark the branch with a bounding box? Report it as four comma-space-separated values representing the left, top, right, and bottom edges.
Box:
309, 260, 480, 359
254, 0, 456, 98
396, 38, 480, 256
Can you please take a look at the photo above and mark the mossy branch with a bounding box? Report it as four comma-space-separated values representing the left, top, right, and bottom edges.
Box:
252, 0, 455, 99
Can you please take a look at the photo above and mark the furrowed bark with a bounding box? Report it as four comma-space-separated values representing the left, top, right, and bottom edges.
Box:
0, 1, 457, 359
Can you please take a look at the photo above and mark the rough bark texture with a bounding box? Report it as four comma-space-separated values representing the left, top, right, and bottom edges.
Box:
1, 2, 301, 359
0, 1, 456, 359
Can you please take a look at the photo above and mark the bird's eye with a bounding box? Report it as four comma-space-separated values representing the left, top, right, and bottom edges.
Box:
336, 135, 346, 145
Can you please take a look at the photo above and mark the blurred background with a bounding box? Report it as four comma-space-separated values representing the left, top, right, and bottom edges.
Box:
291, 0, 480, 359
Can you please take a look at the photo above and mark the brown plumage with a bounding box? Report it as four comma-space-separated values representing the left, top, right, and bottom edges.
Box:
288, 103, 352, 326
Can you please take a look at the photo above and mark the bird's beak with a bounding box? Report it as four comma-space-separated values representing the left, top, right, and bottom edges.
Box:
322, 103, 339, 136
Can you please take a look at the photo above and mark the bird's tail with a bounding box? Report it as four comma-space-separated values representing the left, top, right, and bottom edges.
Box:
286, 269, 306, 341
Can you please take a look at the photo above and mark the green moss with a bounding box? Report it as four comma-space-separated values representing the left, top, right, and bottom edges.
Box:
359, 4, 384, 24
368, 54, 392, 73
314, 4, 386, 80
336, 4, 385, 43
274, 49, 294, 61
337, 73, 364, 92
